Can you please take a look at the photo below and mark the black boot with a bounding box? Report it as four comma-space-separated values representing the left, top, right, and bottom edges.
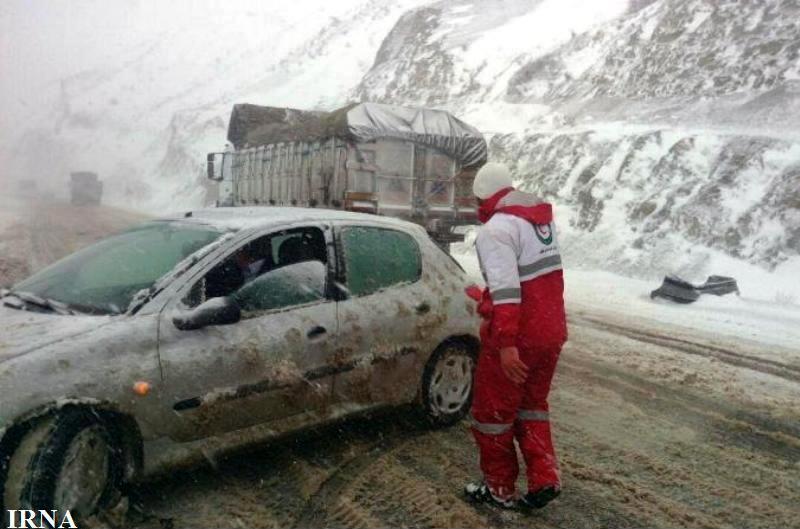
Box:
520, 486, 560, 510
464, 482, 518, 510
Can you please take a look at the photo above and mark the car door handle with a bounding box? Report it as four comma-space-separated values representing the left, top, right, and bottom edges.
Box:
416, 302, 431, 315
307, 326, 327, 339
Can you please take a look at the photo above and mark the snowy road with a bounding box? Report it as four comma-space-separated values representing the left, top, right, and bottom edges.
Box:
1, 200, 798, 528
125, 322, 799, 529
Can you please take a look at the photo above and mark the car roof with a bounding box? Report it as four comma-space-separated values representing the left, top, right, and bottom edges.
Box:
161, 206, 424, 233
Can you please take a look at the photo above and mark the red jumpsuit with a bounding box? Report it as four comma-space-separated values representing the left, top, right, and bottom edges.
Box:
470, 187, 568, 500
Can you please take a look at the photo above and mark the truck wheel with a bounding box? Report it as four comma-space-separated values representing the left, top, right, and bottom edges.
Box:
420, 341, 477, 427
3, 408, 123, 520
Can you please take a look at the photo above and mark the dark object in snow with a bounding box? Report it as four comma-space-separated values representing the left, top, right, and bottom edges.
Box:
696, 275, 740, 296
650, 276, 700, 303
650, 275, 740, 304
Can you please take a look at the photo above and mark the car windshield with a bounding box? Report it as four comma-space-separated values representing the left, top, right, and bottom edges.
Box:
12, 221, 224, 315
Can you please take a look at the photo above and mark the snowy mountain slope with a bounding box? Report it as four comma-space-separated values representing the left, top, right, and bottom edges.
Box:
485, 0, 800, 275
491, 128, 800, 277
511, 0, 800, 100
356, 0, 800, 132
354, 0, 630, 106
506, 0, 800, 131
352, 0, 799, 277
5, 4, 340, 189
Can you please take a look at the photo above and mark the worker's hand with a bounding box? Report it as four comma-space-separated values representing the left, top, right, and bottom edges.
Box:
499, 346, 528, 386
465, 284, 483, 302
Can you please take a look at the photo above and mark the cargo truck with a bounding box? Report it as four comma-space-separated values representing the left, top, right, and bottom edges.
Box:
207, 102, 487, 246
69, 171, 103, 206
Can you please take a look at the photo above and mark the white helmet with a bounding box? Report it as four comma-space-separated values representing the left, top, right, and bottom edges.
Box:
472, 162, 513, 199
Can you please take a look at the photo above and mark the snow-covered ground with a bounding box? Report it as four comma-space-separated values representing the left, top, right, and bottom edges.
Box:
452, 245, 800, 355
572, 270, 800, 348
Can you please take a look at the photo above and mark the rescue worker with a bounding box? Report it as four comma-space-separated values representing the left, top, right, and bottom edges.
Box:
464, 162, 567, 510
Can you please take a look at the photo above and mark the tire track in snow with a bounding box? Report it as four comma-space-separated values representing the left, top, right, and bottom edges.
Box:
293, 413, 427, 528
558, 354, 800, 458
555, 351, 800, 527
570, 314, 800, 384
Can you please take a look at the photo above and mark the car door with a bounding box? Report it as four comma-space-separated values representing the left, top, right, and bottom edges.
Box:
156, 223, 339, 441
330, 222, 435, 409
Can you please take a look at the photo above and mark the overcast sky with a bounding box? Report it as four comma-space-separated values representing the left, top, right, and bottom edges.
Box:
0, 0, 629, 106
2, 1, 163, 99
0, 0, 372, 164
0, 0, 341, 106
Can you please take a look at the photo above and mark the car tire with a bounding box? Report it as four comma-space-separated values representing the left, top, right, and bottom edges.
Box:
3, 408, 124, 520
420, 341, 477, 427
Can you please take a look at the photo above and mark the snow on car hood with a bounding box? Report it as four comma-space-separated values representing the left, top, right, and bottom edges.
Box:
0, 305, 114, 361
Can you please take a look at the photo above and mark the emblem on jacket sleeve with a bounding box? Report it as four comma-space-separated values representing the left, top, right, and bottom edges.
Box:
534, 223, 553, 245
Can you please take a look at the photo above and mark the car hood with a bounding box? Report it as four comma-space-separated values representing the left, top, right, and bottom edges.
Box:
0, 305, 115, 362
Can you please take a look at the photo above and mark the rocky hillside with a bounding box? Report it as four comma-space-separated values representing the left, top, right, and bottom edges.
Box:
506, 0, 800, 130
354, 0, 629, 106
356, 0, 799, 277
497, 0, 800, 274
491, 129, 800, 276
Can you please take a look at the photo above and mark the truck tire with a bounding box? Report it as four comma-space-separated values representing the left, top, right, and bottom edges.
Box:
420, 341, 477, 427
3, 408, 124, 520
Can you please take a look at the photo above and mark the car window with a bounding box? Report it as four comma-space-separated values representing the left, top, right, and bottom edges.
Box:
13, 222, 224, 314
341, 226, 421, 297
234, 261, 326, 312
187, 226, 327, 308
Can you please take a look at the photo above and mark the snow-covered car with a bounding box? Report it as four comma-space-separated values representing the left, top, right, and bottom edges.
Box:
0, 207, 480, 518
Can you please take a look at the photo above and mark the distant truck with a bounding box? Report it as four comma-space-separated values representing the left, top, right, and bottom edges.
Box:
206, 102, 487, 246
69, 171, 103, 206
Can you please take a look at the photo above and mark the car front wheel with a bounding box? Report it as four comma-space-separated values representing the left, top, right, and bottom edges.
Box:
3, 408, 123, 520
420, 341, 477, 427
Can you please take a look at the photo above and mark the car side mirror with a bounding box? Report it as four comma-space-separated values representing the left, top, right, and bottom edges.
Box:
173, 296, 241, 331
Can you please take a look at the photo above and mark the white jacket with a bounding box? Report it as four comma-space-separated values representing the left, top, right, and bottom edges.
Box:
476, 191, 562, 306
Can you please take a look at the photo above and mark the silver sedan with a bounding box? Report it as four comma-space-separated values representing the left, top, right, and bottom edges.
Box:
0, 207, 480, 520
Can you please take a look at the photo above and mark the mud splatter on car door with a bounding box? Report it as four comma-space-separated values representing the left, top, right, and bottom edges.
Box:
330, 224, 436, 407
155, 225, 339, 441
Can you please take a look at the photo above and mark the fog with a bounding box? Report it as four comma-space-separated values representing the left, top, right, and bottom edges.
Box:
0, 0, 367, 199
0, 0, 631, 208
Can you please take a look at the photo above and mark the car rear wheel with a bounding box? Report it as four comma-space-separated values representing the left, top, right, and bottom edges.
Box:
420, 341, 477, 427
3, 408, 123, 520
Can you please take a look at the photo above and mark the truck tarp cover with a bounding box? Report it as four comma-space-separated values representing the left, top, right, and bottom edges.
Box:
227, 102, 488, 168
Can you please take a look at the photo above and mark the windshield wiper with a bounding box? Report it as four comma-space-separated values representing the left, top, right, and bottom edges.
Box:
1, 290, 75, 315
